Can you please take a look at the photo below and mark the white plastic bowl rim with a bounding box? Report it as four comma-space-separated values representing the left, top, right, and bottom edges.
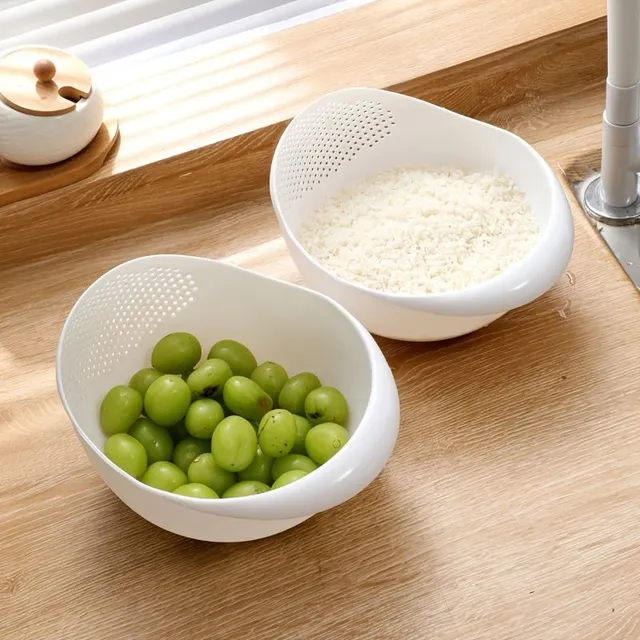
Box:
270, 87, 574, 317
56, 255, 399, 521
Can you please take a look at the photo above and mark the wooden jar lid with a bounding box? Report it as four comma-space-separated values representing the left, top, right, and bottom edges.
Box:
0, 47, 92, 117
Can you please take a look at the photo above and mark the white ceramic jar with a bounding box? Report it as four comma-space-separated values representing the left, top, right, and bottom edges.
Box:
0, 45, 104, 166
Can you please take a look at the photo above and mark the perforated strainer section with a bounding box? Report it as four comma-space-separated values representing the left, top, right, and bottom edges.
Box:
61, 266, 197, 388
276, 99, 396, 209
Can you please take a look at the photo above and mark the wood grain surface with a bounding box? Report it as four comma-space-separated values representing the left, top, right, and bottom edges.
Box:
93, 0, 605, 172
0, 0, 606, 270
3, 11, 639, 640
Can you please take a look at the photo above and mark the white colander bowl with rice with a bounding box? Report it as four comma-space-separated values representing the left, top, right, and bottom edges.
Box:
269, 87, 574, 341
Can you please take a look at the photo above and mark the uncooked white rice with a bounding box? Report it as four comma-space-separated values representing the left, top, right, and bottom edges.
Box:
298, 166, 539, 294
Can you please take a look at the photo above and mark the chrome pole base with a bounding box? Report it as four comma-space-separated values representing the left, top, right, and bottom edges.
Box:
575, 174, 640, 290
583, 176, 640, 226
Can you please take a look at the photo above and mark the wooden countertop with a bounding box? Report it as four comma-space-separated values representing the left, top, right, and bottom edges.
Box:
0, 0, 606, 269
1, 12, 637, 640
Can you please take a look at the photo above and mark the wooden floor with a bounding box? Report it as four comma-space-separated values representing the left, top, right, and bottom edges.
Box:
5, 17, 640, 640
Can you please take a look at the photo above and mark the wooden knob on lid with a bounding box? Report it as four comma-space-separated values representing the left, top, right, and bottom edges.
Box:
33, 58, 56, 83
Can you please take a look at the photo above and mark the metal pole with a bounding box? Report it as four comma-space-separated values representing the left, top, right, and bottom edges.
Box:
601, 0, 640, 207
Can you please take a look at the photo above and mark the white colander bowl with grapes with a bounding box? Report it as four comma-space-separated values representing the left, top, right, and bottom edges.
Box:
56, 255, 400, 542
270, 87, 574, 341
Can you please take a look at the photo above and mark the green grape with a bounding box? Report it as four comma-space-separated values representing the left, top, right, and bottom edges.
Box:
257, 409, 297, 458
104, 433, 148, 479
185, 398, 224, 439
151, 332, 202, 376
222, 481, 270, 498
250, 361, 288, 404
128, 417, 174, 464
173, 483, 219, 498
128, 368, 162, 399
304, 386, 348, 426
238, 450, 274, 485
100, 385, 143, 435
211, 416, 257, 472
168, 420, 189, 443
222, 376, 273, 422
144, 375, 191, 426
173, 437, 210, 473
187, 358, 233, 399
271, 454, 317, 481
291, 414, 312, 454
278, 373, 321, 415
305, 423, 350, 465
208, 339, 257, 377
187, 453, 236, 496
271, 469, 308, 490
142, 461, 187, 492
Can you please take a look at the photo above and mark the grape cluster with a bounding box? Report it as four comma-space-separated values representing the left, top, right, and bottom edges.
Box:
99, 334, 350, 499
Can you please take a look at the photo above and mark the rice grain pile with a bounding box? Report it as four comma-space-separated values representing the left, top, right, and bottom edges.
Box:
298, 167, 540, 294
